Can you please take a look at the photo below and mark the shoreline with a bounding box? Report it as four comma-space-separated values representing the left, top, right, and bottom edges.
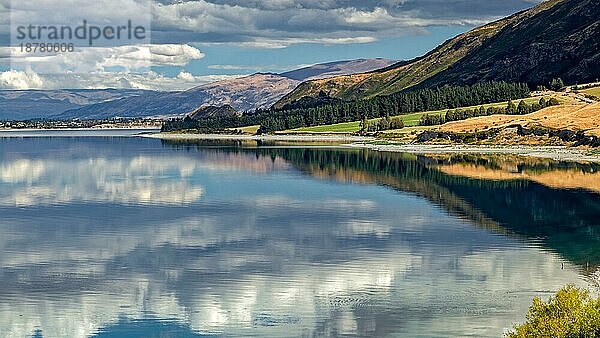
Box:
352, 143, 600, 163
143, 132, 600, 162
0, 127, 160, 132
0, 128, 161, 138
140, 132, 374, 142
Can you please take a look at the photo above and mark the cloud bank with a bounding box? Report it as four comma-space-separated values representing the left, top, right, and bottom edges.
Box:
0, 0, 544, 90
151, 0, 544, 46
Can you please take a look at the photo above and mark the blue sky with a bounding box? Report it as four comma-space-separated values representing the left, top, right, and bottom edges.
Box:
179, 25, 471, 77
0, 0, 543, 90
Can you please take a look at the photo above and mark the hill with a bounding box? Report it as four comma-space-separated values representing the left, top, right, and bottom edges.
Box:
188, 105, 240, 119
276, 0, 599, 106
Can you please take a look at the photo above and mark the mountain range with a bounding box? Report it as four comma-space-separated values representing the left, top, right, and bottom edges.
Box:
0, 59, 395, 120
276, 0, 600, 107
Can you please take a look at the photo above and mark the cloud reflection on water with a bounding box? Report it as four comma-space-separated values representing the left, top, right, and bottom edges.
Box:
0, 157, 203, 206
0, 139, 590, 337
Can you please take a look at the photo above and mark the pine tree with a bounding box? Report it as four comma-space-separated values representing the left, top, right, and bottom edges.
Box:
359, 115, 369, 133
550, 78, 565, 91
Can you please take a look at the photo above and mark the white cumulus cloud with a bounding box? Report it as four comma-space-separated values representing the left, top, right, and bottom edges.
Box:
0, 44, 210, 90
0, 69, 45, 89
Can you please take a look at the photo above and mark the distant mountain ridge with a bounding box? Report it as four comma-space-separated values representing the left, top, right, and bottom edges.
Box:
276, 0, 600, 106
0, 58, 395, 120
0, 89, 150, 120
281, 58, 396, 81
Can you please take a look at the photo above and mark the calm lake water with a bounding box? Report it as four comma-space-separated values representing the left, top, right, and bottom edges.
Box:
1, 135, 599, 337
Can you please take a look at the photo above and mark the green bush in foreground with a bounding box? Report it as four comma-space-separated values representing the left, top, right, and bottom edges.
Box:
508, 285, 600, 337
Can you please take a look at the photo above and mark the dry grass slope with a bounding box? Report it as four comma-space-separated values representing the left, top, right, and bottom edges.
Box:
582, 87, 600, 98
440, 102, 600, 137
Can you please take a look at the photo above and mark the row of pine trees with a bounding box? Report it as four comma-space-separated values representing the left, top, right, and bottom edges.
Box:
162, 81, 531, 133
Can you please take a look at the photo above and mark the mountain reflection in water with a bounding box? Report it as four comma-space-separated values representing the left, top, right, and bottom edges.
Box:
199, 143, 600, 267
0, 137, 598, 338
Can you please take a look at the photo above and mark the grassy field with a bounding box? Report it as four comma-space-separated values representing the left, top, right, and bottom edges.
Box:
291, 121, 362, 133
290, 96, 552, 133
582, 86, 600, 98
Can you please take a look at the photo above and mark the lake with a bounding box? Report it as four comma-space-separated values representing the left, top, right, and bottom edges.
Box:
1, 134, 599, 337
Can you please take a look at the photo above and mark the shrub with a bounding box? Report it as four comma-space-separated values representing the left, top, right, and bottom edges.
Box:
517, 100, 530, 114
507, 285, 600, 338
548, 97, 560, 106
377, 116, 391, 131
389, 117, 404, 129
